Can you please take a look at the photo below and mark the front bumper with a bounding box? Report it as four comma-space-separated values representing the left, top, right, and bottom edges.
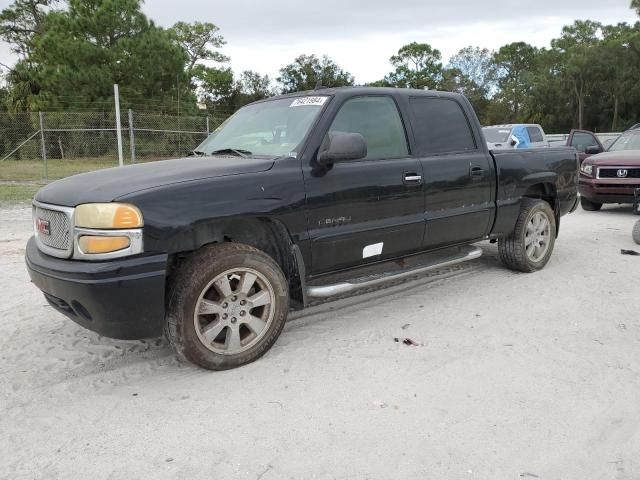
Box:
579, 177, 640, 204
25, 236, 168, 339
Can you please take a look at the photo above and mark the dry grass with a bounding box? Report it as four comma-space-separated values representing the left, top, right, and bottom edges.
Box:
0, 158, 119, 182
0, 183, 41, 203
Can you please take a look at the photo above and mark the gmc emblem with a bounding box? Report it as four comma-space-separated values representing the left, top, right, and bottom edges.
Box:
36, 218, 51, 236
617, 169, 628, 178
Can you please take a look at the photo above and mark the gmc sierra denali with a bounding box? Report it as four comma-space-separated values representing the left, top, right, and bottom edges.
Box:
26, 87, 579, 370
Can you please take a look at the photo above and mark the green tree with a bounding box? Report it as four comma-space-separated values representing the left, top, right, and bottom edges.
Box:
492, 42, 539, 121
445, 47, 498, 121
527, 48, 574, 132
237, 70, 273, 102
277, 54, 354, 94
632, 0, 640, 16
171, 21, 228, 83
0, 0, 60, 109
438, 67, 490, 122
551, 20, 602, 128
0, 77, 8, 111
447, 47, 497, 95
195, 68, 272, 112
599, 23, 640, 130
0, 0, 58, 59
20, 0, 188, 111
193, 64, 235, 106
384, 42, 442, 89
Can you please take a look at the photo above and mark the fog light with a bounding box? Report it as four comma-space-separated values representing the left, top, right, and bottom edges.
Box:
78, 235, 130, 254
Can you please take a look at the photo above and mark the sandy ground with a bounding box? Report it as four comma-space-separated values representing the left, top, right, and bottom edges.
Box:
1, 204, 639, 480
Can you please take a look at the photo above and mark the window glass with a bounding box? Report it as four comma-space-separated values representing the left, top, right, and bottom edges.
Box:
527, 126, 544, 143
329, 96, 408, 159
409, 97, 477, 155
571, 132, 598, 153
483, 127, 511, 143
196, 97, 325, 157
608, 131, 640, 152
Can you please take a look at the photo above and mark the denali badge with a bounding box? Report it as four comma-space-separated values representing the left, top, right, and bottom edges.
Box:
617, 169, 628, 178
36, 218, 51, 236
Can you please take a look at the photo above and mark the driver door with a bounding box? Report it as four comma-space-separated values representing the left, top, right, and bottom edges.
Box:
302, 95, 425, 275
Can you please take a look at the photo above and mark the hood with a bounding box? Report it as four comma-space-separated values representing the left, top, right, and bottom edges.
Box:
35, 156, 276, 207
584, 150, 640, 166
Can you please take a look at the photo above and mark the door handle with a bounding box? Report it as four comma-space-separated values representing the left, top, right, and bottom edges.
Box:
403, 172, 422, 185
470, 165, 484, 178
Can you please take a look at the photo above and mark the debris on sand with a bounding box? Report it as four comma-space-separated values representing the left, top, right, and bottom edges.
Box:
394, 337, 421, 346
621, 249, 640, 256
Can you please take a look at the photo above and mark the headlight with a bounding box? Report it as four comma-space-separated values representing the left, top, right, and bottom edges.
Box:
75, 203, 143, 229
580, 164, 593, 176
73, 203, 144, 260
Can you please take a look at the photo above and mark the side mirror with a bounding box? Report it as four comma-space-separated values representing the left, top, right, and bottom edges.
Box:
510, 139, 517, 147
317, 132, 367, 166
585, 145, 602, 155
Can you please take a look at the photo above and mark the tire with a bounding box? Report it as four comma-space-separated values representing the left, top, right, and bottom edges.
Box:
633, 219, 640, 245
165, 242, 290, 370
581, 197, 602, 211
498, 198, 557, 273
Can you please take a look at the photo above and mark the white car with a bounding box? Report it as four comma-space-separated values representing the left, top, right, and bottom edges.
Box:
482, 124, 548, 150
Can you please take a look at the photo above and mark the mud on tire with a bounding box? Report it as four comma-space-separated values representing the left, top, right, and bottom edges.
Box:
165, 242, 289, 370
498, 198, 557, 273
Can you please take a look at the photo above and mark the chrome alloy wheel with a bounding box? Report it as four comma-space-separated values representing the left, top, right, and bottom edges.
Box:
193, 268, 275, 355
525, 211, 551, 262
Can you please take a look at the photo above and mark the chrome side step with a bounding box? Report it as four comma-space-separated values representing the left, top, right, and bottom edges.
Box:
305, 245, 483, 298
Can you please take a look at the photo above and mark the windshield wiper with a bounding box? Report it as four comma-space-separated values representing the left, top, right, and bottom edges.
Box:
209, 148, 252, 158
189, 150, 207, 157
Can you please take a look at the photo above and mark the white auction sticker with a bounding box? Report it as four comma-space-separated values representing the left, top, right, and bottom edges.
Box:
290, 96, 328, 107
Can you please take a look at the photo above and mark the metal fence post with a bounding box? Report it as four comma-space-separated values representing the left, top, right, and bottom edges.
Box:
114, 84, 124, 167
128, 108, 136, 164
39, 112, 48, 181
206, 115, 210, 135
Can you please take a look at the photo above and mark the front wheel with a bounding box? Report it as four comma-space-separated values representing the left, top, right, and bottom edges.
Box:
498, 198, 557, 273
633, 219, 640, 245
165, 243, 290, 370
581, 197, 602, 211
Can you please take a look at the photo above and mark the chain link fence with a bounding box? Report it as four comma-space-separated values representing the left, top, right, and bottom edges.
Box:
0, 110, 230, 203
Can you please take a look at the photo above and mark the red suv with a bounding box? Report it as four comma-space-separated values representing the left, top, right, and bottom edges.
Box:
578, 127, 640, 211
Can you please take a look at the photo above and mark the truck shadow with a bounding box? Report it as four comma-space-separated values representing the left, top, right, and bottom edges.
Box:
587, 204, 635, 214
11, 244, 508, 391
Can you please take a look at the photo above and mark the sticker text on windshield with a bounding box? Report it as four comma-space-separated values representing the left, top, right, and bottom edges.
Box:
290, 96, 328, 108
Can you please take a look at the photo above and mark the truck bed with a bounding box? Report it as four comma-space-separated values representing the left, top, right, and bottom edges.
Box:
490, 147, 579, 236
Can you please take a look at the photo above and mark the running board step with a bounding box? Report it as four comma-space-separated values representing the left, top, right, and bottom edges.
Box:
305, 245, 483, 298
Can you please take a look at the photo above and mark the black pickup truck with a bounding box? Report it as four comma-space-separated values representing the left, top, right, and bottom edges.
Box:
26, 87, 579, 370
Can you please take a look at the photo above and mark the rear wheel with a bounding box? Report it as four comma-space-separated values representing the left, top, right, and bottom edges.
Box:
498, 198, 556, 273
633, 219, 640, 245
581, 197, 602, 211
165, 243, 289, 370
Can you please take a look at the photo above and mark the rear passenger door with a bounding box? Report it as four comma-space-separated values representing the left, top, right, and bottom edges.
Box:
408, 96, 495, 249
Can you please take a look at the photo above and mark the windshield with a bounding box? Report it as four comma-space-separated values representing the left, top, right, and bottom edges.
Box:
608, 131, 640, 152
483, 127, 512, 143
195, 96, 328, 157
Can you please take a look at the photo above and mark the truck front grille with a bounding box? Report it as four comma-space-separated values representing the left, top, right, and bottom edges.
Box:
598, 168, 640, 179
33, 204, 73, 257
594, 183, 640, 190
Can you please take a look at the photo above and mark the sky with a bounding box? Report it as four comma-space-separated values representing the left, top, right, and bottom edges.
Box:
0, 0, 638, 84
